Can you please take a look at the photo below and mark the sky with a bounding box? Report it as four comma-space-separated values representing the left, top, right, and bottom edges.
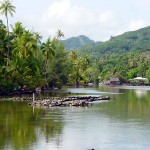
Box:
0, 0, 150, 41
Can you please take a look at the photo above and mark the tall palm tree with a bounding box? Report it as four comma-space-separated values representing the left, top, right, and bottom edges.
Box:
11, 28, 42, 88
42, 38, 55, 62
0, 0, 15, 62
68, 51, 89, 87
33, 32, 42, 58
0, 20, 7, 64
41, 38, 55, 83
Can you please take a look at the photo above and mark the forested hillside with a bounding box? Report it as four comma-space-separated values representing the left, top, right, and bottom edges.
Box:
71, 26, 150, 84
77, 26, 150, 59
61, 35, 95, 50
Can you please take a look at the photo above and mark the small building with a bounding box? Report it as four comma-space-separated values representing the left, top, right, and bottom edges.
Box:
103, 80, 110, 85
130, 77, 149, 85
87, 82, 94, 86
109, 77, 121, 85
133, 77, 148, 81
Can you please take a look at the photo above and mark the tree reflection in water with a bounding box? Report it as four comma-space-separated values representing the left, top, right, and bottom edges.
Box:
0, 101, 64, 150
97, 87, 150, 121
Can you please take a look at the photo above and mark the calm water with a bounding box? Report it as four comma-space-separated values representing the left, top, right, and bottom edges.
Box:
1, 86, 150, 150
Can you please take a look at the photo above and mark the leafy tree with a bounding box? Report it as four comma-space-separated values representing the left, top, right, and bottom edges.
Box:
41, 37, 55, 85
10, 25, 43, 89
47, 38, 70, 88
33, 32, 42, 58
11, 22, 24, 38
68, 50, 89, 87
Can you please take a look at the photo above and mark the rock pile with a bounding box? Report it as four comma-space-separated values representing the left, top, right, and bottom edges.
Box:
28, 96, 110, 107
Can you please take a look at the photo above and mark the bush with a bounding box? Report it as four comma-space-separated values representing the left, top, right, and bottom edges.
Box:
0, 81, 18, 95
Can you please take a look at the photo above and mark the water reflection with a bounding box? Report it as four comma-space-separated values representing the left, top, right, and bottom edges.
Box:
66, 87, 121, 96
134, 89, 147, 98
98, 86, 150, 121
0, 101, 64, 150
1, 86, 150, 150
98, 86, 122, 94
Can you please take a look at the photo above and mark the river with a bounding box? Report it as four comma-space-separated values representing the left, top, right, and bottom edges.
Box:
0, 86, 150, 150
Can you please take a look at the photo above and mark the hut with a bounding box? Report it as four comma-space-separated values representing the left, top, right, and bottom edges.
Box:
109, 77, 121, 85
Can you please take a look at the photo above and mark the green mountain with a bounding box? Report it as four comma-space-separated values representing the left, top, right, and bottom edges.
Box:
62, 35, 95, 50
77, 26, 150, 59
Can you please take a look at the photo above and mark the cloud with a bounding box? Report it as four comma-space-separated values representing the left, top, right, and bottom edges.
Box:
41, 0, 94, 32
128, 20, 147, 31
40, 0, 118, 41
109, 19, 148, 39
8, 0, 149, 42
99, 11, 115, 24
44, 0, 70, 19
132, 0, 150, 6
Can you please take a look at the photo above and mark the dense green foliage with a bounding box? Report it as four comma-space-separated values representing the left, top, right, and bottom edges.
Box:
71, 26, 150, 84
77, 26, 150, 59
68, 50, 89, 87
61, 35, 95, 51
0, 0, 91, 94
97, 52, 150, 82
0, 17, 150, 94
0, 0, 150, 95
61, 27, 150, 85
0, 19, 88, 94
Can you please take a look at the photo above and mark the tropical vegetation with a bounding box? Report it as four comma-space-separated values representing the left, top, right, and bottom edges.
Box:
0, 19, 89, 94
0, 0, 150, 95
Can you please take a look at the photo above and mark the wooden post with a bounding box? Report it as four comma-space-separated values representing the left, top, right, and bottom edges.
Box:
33, 92, 35, 101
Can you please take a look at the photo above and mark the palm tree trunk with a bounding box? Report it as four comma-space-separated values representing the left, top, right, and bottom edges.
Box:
75, 78, 79, 88
6, 14, 10, 66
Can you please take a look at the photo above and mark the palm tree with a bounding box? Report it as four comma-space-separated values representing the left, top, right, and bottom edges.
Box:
0, 20, 7, 65
34, 32, 42, 45
33, 32, 42, 58
41, 38, 55, 83
56, 29, 64, 40
68, 51, 89, 87
0, 0, 15, 62
11, 22, 24, 38
42, 38, 55, 62
13, 30, 37, 60
11, 28, 42, 89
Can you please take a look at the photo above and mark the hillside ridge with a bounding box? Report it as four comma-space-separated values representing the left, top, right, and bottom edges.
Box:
76, 26, 150, 59
62, 35, 95, 50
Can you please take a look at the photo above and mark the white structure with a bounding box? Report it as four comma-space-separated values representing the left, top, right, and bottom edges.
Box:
133, 77, 148, 81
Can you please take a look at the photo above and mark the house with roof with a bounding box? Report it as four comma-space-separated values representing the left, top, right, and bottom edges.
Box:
109, 77, 121, 85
